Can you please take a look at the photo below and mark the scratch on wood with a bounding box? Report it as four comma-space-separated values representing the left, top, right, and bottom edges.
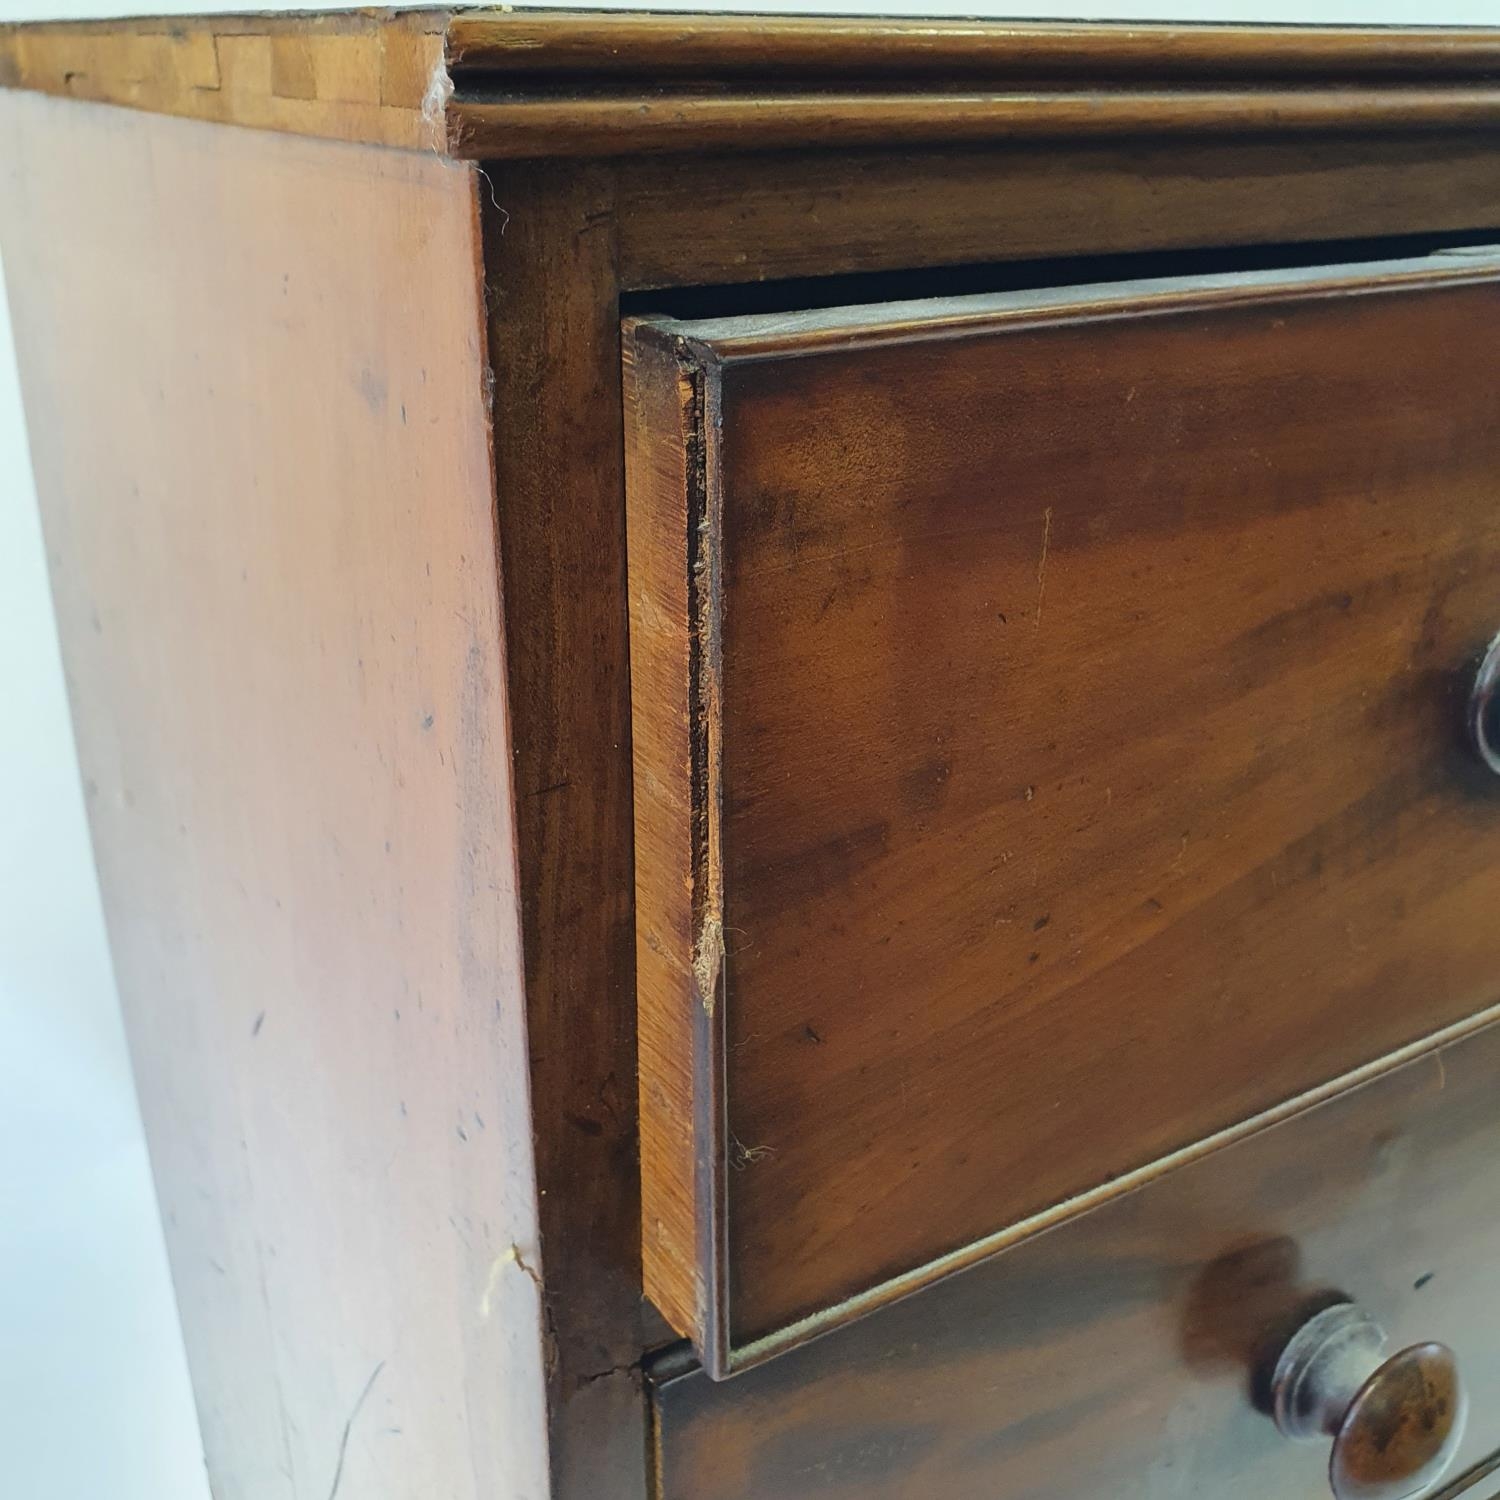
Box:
576, 1358, 642, 1389
479, 1242, 546, 1323
507, 1241, 546, 1293
1035, 505, 1053, 629
694, 912, 724, 1016
326, 1360, 385, 1500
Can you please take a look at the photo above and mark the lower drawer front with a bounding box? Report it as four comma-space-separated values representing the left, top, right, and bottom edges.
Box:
649, 1020, 1500, 1500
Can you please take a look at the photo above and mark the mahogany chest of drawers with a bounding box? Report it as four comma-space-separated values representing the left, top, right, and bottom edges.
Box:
6, 12, 1500, 1499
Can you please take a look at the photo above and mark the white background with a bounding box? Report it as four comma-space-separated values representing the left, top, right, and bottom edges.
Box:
2, 2, 1497, 1496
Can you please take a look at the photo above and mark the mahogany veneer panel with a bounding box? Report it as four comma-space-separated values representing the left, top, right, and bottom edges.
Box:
626, 252, 1500, 1372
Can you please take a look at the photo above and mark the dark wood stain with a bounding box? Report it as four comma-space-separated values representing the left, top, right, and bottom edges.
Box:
483, 163, 653, 1497
615, 136, 1500, 290
651, 1023, 1500, 1500
627, 255, 1500, 1369
448, 14, 1500, 80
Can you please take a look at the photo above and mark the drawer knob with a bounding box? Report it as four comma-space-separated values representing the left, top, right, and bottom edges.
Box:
1468, 630, 1500, 776
1271, 1301, 1466, 1500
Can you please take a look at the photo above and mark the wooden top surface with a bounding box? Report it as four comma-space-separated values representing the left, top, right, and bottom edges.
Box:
0, 10, 452, 151
6, 10, 1500, 156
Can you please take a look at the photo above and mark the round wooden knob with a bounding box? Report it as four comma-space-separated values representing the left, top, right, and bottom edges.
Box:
1469, 630, 1500, 776
1271, 1302, 1466, 1500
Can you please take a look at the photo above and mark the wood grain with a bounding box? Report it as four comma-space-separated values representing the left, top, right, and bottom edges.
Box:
626, 252, 1500, 1371
624, 325, 726, 1363
0, 11, 449, 150
448, 13, 1500, 80
448, 86, 1500, 160
10, 12, 1500, 161
0, 95, 548, 1500
12, 14, 1500, 1498
481, 163, 652, 1500
442, 14, 1500, 158
614, 134, 1500, 290
650, 1019, 1500, 1500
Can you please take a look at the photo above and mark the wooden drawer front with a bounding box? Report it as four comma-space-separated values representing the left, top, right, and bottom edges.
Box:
624, 251, 1500, 1374
650, 1021, 1500, 1500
